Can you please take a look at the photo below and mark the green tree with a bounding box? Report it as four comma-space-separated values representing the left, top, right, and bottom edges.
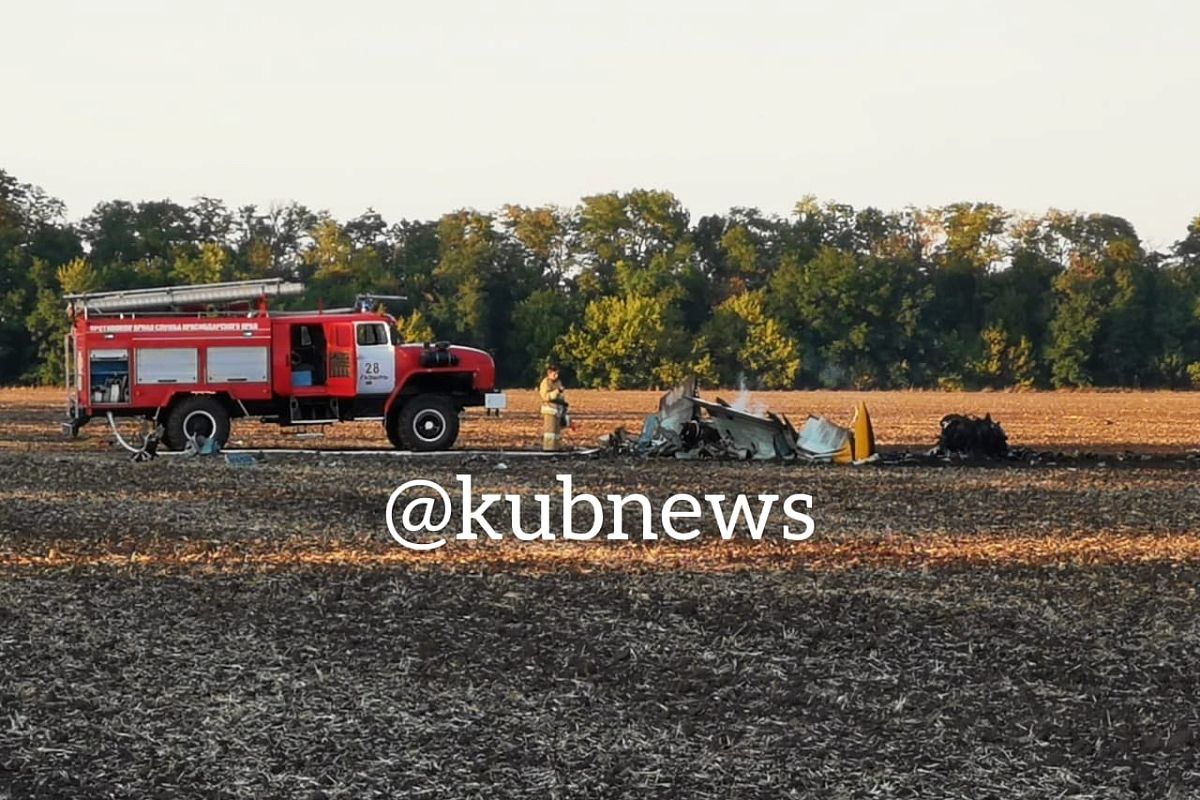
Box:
702, 291, 800, 388
1047, 267, 1103, 387
395, 309, 435, 343
971, 325, 1037, 388
26, 257, 98, 383
430, 210, 496, 344
0, 171, 82, 381
1008, 336, 1037, 388
303, 219, 352, 281
389, 219, 440, 304
741, 318, 801, 389
578, 189, 692, 299
920, 203, 1009, 379
768, 246, 929, 388
704, 208, 787, 299
1043, 213, 1157, 387
5, 166, 1197, 391
501, 204, 576, 284
171, 242, 229, 285
555, 295, 685, 388
509, 289, 571, 385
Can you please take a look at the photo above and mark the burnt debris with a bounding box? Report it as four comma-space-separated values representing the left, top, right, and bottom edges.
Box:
936, 414, 1009, 458
600, 379, 876, 463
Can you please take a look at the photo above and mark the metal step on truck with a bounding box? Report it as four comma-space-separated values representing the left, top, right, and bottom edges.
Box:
62, 279, 507, 452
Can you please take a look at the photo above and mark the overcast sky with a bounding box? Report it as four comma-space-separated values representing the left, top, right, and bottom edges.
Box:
4, 0, 1197, 250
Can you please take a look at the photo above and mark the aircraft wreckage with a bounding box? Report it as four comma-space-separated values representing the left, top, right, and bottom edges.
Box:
600, 378, 877, 463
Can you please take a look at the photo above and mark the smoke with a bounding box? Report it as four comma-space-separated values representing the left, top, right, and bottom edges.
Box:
730, 373, 767, 417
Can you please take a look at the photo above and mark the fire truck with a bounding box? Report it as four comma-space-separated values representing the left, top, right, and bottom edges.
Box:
62, 279, 506, 452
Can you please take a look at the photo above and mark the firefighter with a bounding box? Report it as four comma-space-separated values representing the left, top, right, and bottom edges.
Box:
538, 364, 567, 451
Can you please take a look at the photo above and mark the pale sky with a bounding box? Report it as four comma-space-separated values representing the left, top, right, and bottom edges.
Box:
4, 0, 1197, 250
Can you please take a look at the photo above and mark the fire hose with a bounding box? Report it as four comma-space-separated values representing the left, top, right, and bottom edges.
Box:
106, 412, 160, 462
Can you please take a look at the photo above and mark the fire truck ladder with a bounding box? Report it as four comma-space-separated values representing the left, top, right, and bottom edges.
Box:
65, 278, 304, 314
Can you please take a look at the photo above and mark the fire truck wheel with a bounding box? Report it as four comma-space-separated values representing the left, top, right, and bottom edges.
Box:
164, 396, 231, 451
393, 395, 459, 451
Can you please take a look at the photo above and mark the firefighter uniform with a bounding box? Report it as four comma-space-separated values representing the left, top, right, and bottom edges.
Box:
538, 375, 566, 451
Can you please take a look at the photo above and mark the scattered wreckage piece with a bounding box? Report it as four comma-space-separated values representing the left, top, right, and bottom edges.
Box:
656, 376, 699, 435
796, 415, 849, 460
599, 380, 877, 463
691, 398, 797, 460
795, 402, 877, 464
936, 413, 1009, 458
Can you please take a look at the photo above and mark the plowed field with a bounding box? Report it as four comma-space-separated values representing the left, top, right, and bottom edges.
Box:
2, 387, 1199, 797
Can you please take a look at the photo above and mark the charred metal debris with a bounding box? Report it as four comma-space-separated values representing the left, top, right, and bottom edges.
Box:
599, 378, 877, 463
596, 379, 1039, 465
935, 414, 1009, 458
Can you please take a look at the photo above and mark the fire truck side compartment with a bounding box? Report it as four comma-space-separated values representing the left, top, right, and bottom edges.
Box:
206, 346, 269, 383
136, 348, 199, 385
89, 349, 130, 404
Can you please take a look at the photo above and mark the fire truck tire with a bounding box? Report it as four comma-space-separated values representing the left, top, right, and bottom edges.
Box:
391, 394, 459, 451
164, 396, 231, 451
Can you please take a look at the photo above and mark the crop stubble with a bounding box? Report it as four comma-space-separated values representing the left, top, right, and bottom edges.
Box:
1, 388, 1199, 797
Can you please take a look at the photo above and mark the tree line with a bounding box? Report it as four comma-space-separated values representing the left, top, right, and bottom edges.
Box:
3, 167, 1200, 390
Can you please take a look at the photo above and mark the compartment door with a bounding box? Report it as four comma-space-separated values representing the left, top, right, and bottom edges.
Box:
323, 321, 357, 397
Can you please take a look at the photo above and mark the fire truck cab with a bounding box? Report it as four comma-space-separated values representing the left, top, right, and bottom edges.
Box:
63, 279, 506, 451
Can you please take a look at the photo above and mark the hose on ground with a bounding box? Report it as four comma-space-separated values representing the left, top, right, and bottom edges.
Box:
106, 412, 160, 461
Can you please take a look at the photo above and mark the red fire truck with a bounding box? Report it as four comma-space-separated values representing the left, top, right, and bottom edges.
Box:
62, 279, 506, 451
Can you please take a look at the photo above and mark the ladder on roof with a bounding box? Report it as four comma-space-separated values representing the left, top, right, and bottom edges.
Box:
65, 278, 305, 314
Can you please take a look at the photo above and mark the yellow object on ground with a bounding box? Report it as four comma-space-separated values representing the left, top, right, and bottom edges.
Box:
851, 401, 876, 462
833, 402, 875, 464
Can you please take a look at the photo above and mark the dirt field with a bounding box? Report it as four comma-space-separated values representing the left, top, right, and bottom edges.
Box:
2, 387, 1200, 797
6, 385, 1200, 454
